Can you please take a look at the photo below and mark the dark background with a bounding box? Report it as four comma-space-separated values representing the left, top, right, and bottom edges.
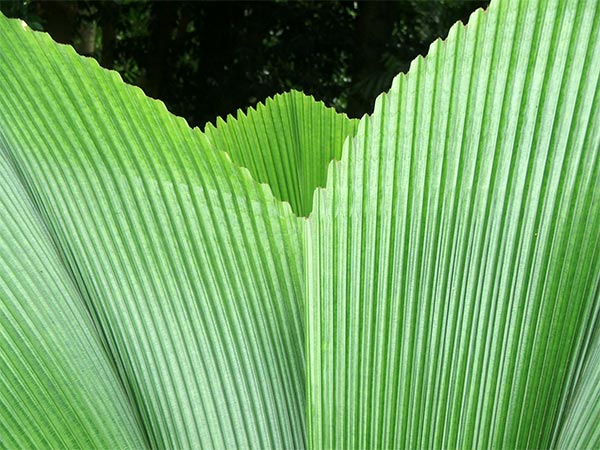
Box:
0, 0, 489, 128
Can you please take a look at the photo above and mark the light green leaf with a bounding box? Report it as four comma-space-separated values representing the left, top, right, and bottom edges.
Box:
204, 91, 358, 217
0, 17, 305, 449
556, 325, 600, 448
0, 139, 147, 449
2, 0, 600, 448
307, 0, 600, 448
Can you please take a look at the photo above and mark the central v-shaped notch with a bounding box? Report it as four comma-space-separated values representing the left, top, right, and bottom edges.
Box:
203, 90, 358, 217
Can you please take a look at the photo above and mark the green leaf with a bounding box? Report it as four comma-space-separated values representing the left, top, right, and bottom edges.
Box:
204, 91, 358, 217
0, 139, 147, 449
555, 325, 600, 448
307, 0, 600, 448
2, 0, 600, 448
0, 18, 305, 449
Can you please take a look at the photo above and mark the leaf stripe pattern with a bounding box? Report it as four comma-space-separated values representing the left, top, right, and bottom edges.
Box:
2, 0, 600, 448
204, 91, 358, 217
0, 140, 147, 449
0, 18, 306, 449
307, 0, 600, 449
556, 323, 600, 448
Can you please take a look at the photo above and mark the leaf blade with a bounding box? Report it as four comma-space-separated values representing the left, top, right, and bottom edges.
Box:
307, 0, 600, 448
0, 16, 306, 449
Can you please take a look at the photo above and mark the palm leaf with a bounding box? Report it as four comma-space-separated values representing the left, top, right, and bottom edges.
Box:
0, 139, 147, 449
307, 0, 600, 448
1, 0, 599, 448
0, 17, 307, 449
204, 91, 358, 217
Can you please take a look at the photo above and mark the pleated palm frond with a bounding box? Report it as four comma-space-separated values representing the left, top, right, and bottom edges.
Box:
0, 0, 599, 448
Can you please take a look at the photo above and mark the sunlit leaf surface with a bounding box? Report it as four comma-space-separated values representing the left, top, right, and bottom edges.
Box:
1, 0, 599, 448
